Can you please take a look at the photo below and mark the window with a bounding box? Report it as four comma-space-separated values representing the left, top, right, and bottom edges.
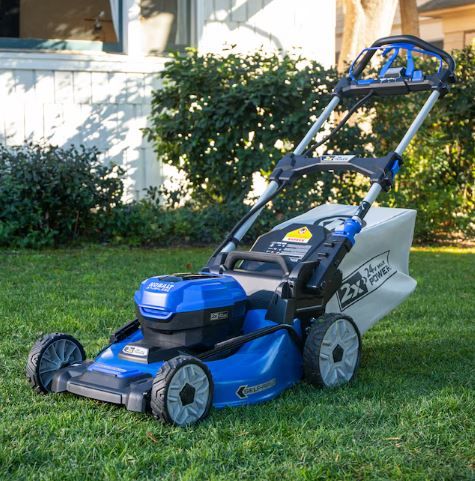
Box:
141, 0, 192, 55
0, 0, 122, 52
430, 39, 444, 50
0, 0, 193, 54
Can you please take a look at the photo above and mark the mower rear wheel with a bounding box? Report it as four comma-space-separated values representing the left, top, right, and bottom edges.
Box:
26, 333, 86, 394
303, 314, 361, 388
150, 356, 213, 426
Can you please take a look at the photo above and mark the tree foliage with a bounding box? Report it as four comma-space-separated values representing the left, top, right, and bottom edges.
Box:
372, 46, 474, 240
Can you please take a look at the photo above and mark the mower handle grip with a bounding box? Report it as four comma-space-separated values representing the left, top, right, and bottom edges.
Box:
224, 251, 290, 276
351, 34, 456, 79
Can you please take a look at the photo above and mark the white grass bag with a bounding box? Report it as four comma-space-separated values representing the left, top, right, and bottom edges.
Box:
278, 204, 417, 334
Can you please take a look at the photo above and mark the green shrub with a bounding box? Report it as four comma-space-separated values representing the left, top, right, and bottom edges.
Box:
1, 48, 472, 249
104, 192, 249, 247
373, 47, 475, 241
145, 46, 474, 244
0, 144, 124, 247
145, 48, 365, 210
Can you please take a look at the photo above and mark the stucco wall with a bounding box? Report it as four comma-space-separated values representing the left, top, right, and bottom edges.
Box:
438, 7, 475, 50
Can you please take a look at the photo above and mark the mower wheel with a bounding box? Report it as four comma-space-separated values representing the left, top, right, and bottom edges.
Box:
150, 356, 213, 426
303, 314, 361, 388
26, 333, 86, 394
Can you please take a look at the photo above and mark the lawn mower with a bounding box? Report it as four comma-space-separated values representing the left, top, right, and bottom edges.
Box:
26, 35, 456, 426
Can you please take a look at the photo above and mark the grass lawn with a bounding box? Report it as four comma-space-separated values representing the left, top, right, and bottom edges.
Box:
0, 246, 473, 480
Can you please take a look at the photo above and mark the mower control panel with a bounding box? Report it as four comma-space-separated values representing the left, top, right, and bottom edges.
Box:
245, 223, 327, 268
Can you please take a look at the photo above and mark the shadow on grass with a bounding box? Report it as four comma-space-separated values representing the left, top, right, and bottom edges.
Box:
203, 333, 474, 428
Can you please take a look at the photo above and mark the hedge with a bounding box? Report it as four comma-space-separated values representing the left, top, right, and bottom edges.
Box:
145, 46, 474, 244
0, 144, 123, 247
0, 47, 473, 247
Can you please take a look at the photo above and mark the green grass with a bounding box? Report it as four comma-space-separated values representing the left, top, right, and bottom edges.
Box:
0, 246, 474, 481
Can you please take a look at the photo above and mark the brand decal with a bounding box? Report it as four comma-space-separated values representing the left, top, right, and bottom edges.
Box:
236, 378, 276, 399
283, 226, 312, 244
321, 155, 355, 163
210, 311, 229, 321
123, 345, 149, 357
146, 281, 175, 292
337, 251, 396, 310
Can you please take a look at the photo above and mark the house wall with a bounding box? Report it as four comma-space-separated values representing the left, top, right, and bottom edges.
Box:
436, 6, 475, 50
197, 0, 336, 68
0, 52, 164, 200
391, 4, 444, 42
0, 0, 338, 202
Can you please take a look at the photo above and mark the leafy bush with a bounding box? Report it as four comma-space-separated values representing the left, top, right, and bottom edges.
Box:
373, 47, 475, 241
106, 200, 249, 247
145, 46, 474, 244
0, 144, 124, 247
145, 48, 366, 210
1, 48, 472, 248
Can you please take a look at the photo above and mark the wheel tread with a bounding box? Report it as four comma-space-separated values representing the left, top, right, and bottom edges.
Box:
303, 314, 361, 388
26, 333, 85, 394
150, 355, 213, 426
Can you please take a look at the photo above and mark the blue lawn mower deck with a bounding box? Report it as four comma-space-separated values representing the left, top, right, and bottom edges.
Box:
26, 35, 456, 426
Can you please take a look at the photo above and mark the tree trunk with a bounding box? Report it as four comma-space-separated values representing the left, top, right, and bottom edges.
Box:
399, 0, 420, 36
338, 0, 366, 73
362, 0, 399, 44
338, 0, 398, 72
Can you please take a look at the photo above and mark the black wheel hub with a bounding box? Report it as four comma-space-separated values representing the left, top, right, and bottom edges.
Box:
332, 344, 344, 363
179, 382, 196, 406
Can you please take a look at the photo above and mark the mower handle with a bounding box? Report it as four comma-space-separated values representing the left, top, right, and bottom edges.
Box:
351, 34, 456, 79
224, 251, 290, 276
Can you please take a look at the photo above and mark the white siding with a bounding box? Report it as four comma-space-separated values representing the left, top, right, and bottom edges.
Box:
0, 0, 338, 203
0, 52, 165, 201
197, 0, 337, 68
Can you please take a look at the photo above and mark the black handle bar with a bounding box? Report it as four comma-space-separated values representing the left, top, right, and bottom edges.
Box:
224, 251, 290, 276
352, 34, 456, 79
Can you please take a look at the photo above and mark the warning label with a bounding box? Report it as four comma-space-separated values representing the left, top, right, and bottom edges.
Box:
266, 241, 311, 263
283, 226, 313, 244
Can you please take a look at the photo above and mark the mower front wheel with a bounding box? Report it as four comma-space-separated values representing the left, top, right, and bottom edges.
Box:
150, 356, 214, 426
26, 333, 86, 394
304, 314, 361, 388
